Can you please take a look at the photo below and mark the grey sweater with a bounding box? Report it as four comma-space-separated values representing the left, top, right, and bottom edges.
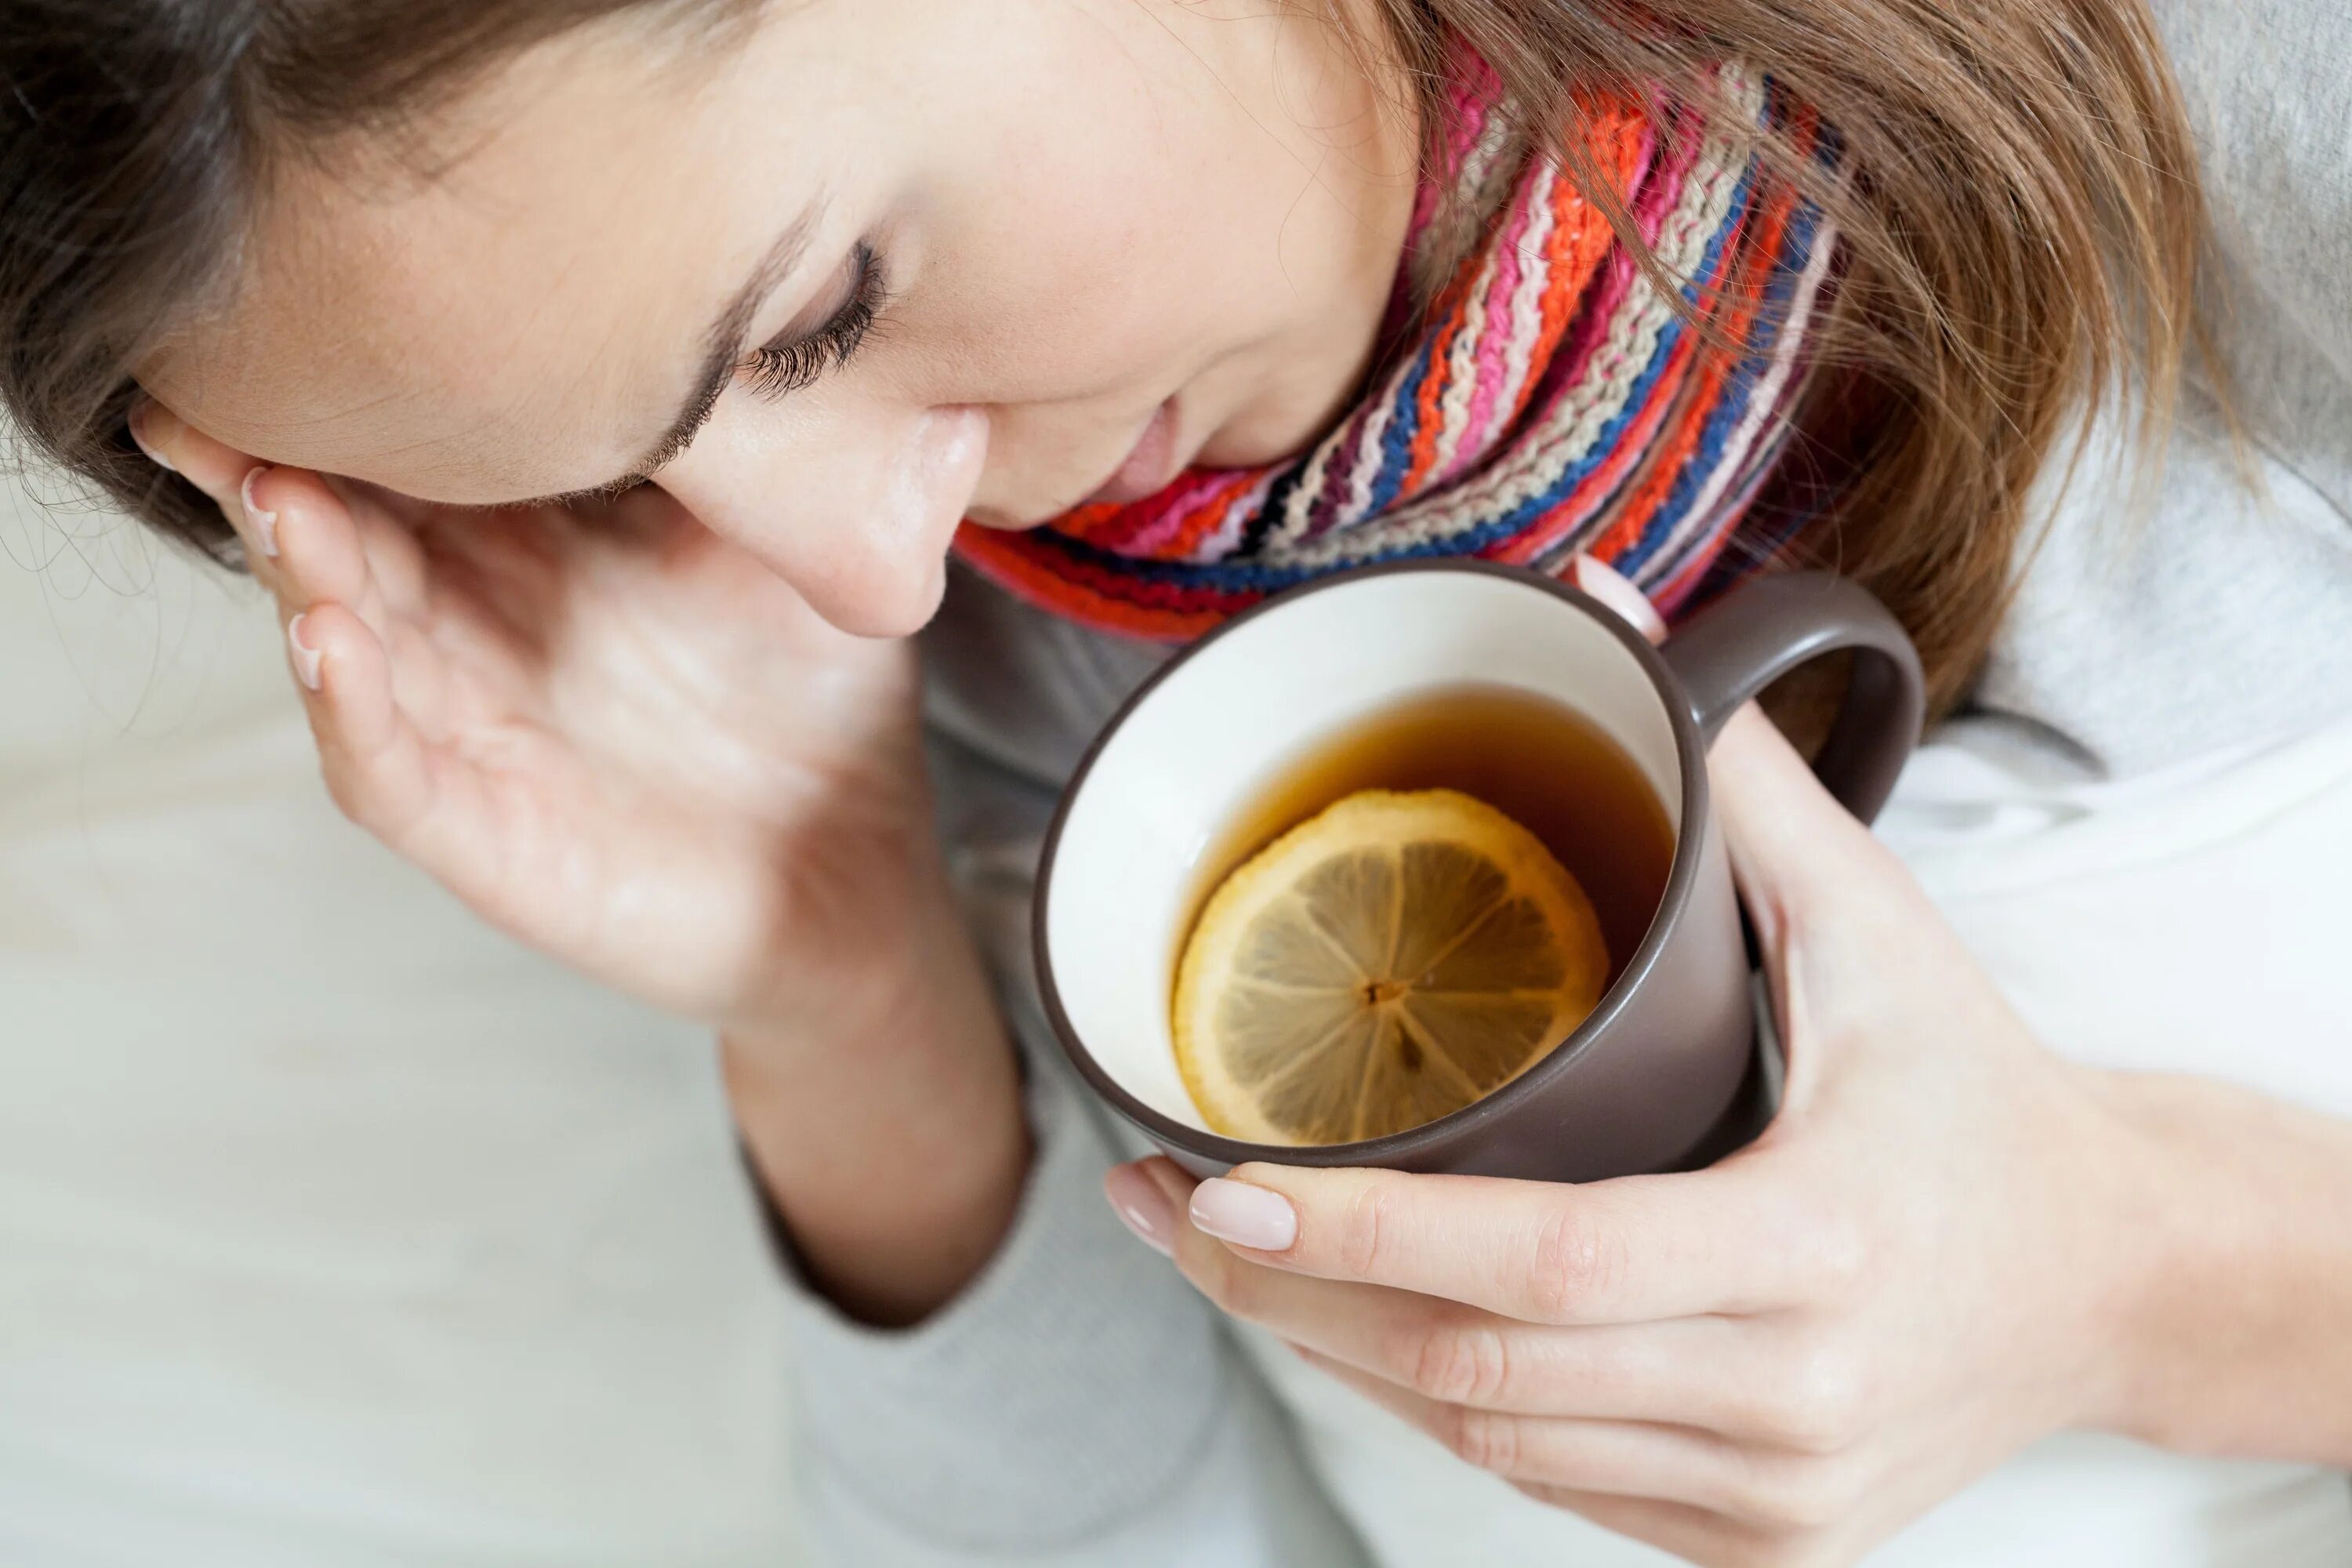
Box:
779, 3, 2352, 1562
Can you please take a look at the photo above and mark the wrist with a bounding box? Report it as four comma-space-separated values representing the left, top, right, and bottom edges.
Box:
2074, 1069, 2352, 1459
720, 811, 966, 1049
2056, 1068, 2209, 1444
724, 892, 1033, 1327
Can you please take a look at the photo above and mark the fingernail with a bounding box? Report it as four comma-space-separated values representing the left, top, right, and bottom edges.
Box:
287, 613, 324, 691
128, 400, 180, 473
1573, 554, 1666, 642
1105, 1164, 1176, 1258
1189, 1178, 1298, 1252
241, 466, 281, 557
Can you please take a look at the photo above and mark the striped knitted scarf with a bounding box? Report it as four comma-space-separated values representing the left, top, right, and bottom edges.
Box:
954, 65, 1840, 637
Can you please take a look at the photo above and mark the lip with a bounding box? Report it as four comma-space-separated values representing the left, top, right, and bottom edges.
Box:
1084, 397, 1184, 506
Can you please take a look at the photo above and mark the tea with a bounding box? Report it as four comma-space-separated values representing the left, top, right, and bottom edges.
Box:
1184, 683, 1677, 993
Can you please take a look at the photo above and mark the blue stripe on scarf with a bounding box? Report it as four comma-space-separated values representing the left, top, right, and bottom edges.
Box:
1026, 162, 1773, 597
1362, 331, 1442, 519
1614, 196, 1824, 579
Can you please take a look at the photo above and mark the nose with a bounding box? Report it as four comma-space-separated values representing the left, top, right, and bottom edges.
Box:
655, 390, 990, 637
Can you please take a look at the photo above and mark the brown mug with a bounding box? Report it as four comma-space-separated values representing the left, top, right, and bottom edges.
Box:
1033, 561, 1925, 1183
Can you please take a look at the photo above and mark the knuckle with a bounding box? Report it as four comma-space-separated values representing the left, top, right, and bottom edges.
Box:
1753, 1185, 1869, 1302
1186, 1244, 1261, 1320
1762, 1345, 1869, 1454
1729, 1450, 1857, 1534
1798, 1207, 1871, 1294
1409, 1317, 1512, 1406
1528, 1202, 1618, 1322
1440, 1406, 1521, 1475
1337, 1180, 1396, 1281
1766, 1483, 1843, 1536
1508, 1478, 1566, 1510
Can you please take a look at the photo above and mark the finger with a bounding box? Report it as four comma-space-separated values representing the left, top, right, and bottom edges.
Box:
1571, 554, 1668, 644
1290, 1346, 1806, 1523
129, 397, 246, 509
1708, 703, 1941, 1112
1190, 1246, 1781, 1438
288, 604, 430, 831
1708, 703, 1907, 956
130, 401, 433, 626
1572, 550, 1906, 965
129, 400, 279, 570
1514, 1483, 1764, 1566
339, 485, 432, 619
289, 607, 537, 941
1189, 1163, 1822, 1325
1137, 1155, 1203, 1209
253, 466, 458, 737
1104, 1162, 1178, 1257
250, 467, 387, 630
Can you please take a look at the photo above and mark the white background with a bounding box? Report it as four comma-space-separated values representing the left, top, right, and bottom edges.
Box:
0, 474, 804, 1566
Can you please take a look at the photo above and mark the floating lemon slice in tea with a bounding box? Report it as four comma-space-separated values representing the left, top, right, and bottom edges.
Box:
1173, 788, 1609, 1145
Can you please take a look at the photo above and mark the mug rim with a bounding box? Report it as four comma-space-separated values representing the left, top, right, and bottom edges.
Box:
1031, 557, 1714, 1169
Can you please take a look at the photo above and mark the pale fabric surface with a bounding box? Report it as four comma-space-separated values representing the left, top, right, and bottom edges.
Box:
1973, 0, 2352, 769
0, 490, 804, 1566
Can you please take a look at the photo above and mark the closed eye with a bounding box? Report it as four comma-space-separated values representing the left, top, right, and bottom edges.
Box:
739, 242, 884, 400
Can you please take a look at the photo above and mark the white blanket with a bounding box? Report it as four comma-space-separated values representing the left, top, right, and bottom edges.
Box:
0, 506, 804, 1566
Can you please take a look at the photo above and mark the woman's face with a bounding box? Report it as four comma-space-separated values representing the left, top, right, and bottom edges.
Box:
141, 0, 1419, 635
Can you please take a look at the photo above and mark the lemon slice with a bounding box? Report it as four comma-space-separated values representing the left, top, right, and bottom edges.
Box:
1173, 789, 1609, 1145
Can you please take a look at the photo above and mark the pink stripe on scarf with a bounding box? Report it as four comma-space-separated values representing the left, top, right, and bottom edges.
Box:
1454, 183, 1540, 459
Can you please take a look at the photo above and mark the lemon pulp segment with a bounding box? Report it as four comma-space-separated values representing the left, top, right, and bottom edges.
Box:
1172, 789, 1608, 1145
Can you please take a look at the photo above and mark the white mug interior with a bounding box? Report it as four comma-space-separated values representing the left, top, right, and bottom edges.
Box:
1041, 568, 1685, 1134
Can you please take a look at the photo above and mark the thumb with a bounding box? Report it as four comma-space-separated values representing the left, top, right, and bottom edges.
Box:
1572, 554, 1899, 963
1706, 702, 1894, 959
1710, 706, 1944, 1167
1709, 698, 1945, 1116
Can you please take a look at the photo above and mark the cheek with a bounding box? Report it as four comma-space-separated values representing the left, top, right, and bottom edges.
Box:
906, 77, 1294, 405
916, 201, 1235, 405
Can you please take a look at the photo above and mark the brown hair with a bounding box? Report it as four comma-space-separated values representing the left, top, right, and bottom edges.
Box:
1359, 0, 2214, 711
2, 0, 2212, 710
0, 0, 744, 558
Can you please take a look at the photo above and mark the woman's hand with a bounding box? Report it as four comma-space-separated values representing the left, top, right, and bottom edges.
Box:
134, 403, 1026, 1323
132, 403, 950, 1042
1107, 704, 2191, 1566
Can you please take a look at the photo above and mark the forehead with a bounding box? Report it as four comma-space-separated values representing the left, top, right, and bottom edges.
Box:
143, 9, 858, 502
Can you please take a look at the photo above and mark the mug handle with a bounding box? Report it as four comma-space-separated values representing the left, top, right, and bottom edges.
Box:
1657, 572, 1926, 826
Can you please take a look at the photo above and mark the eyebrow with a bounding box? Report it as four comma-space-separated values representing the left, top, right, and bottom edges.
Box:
528, 202, 824, 506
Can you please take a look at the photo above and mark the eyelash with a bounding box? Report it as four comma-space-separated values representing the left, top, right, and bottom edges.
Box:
739, 243, 885, 401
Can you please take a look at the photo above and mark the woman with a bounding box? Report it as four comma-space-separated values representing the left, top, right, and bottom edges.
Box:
5, 1, 2350, 1563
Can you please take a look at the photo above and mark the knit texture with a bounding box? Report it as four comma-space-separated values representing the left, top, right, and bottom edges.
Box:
955, 64, 1841, 637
